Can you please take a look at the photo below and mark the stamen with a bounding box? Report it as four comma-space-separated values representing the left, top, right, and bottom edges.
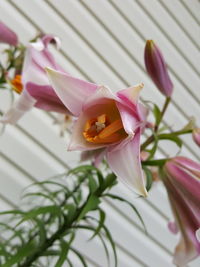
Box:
83, 111, 127, 145
98, 119, 123, 139
11, 75, 23, 94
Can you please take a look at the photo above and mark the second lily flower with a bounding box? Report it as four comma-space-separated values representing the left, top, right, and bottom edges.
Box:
46, 68, 148, 197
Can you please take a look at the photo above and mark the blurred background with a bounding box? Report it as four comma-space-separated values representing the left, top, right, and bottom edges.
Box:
0, 0, 199, 266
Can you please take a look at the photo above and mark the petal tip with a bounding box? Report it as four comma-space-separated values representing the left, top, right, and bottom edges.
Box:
140, 187, 148, 197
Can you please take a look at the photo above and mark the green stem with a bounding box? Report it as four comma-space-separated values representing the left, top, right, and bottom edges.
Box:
155, 96, 171, 132
142, 158, 168, 166
141, 129, 192, 151
141, 97, 171, 151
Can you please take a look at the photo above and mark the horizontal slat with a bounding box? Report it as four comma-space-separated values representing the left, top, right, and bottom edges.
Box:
159, 0, 199, 49
181, 0, 200, 25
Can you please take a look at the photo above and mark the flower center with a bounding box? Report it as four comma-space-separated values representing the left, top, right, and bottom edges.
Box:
11, 75, 23, 94
83, 113, 127, 144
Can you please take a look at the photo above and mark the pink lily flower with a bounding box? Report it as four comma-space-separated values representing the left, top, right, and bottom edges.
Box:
162, 157, 200, 266
0, 21, 18, 46
1, 35, 70, 124
46, 68, 148, 196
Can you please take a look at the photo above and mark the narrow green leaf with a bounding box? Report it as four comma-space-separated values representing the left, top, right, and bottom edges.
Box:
83, 217, 116, 267
100, 173, 117, 192
68, 165, 104, 186
16, 205, 62, 226
0, 210, 24, 216
64, 204, 76, 223
75, 221, 110, 265
143, 167, 153, 192
0, 222, 25, 245
55, 241, 70, 267
142, 159, 167, 167
78, 195, 100, 221
1, 241, 35, 267
66, 258, 73, 267
89, 209, 105, 240
70, 247, 88, 267
104, 193, 147, 234
101, 224, 117, 267
22, 192, 57, 205
88, 174, 98, 194
153, 104, 162, 125
33, 218, 46, 245
158, 133, 183, 148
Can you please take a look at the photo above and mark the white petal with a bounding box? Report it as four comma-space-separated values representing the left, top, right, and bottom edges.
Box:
107, 131, 147, 197
1, 90, 36, 124
46, 68, 98, 116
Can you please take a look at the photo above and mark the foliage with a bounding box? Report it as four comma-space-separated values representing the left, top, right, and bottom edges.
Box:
0, 166, 144, 267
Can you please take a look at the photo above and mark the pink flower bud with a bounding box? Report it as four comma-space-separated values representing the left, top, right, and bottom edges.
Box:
144, 40, 173, 97
0, 21, 18, 46
192, 128, 200, 147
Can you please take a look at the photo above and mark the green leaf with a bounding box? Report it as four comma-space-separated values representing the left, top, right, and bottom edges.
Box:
1, 241, 36, 267
142, 159, 167, 167
33, 218, 46, 245
101, 224, 117, 267
100, 173, 117, 192
55, 241, 70, 267
89, 209, 105, 240
0, 222, 25, 245
75, 222, 110, 265
104, 193, 147, 234
70, 247, 88, 267
143, 167, 153, 192
81, 218, 117, 267
68, 165, 104, 186
158, 133, 182, 148
22, 192, 57, 205
64, 204, 77, 223
153, 104, 162, 125
16, 205, 62, 226
78, 195, 100, 221
0, 210, 24, 216
88, 174, 98, 194
66, 258, 73, 267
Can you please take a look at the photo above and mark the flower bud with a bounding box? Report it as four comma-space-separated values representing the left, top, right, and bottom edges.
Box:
144, 40, 173, 97
0, 21, 18, 46
192, 128, 200, 147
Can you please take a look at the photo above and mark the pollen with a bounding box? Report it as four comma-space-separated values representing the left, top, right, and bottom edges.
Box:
11, 75, 23, 94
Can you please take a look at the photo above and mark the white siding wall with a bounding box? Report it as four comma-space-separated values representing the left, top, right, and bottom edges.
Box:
0, 0, 199, 266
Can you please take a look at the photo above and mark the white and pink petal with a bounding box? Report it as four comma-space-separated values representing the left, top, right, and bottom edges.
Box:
106, 130, 147, 197
46, 68, 98, 116
0, 90, 36, 124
